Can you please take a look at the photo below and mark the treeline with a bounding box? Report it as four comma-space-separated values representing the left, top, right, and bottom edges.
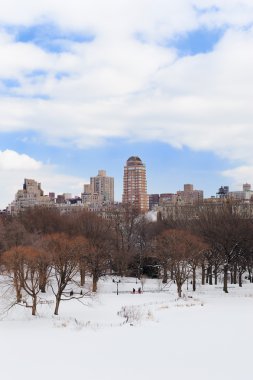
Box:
0, 203, 253, 315
0, 206, 158, 315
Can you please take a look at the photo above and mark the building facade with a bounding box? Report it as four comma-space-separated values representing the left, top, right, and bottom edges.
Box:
177, 184, 204, 205
149, 194, 160, 210
229, 183, 253, 202
90, 170, 114, 203
8, 178, 52, 214
81, 170, 114, 208
122, 156, 148, 212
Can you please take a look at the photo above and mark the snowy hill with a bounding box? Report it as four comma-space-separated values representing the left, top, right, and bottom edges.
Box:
1, 277, 252, 380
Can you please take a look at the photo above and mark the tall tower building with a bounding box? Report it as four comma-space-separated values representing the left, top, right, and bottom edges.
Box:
90, 170, 114, 203
122, 156, 148, 212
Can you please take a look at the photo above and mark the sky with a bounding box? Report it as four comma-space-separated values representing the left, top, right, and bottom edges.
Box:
1, 0, 253, 208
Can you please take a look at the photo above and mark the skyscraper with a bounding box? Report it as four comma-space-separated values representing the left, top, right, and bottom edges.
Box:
90, 170, 114, 203
122, 156, 148, 212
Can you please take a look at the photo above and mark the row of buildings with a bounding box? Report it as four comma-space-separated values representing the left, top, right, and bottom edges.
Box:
6, 156, 148, 215
5, 156, 253, 218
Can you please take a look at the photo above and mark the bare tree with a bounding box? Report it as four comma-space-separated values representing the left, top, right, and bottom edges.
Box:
169, 230, 193, 298
131, 215, 158, 280
2, 246, 24, 303
43, 233, 87, 315
155, 228, 199, 296
18, 206, 63, 235
155, 230, 173, 284
1, 217, 29, 250
2, 246, 50, 315
198, 204, 252, 293
109, 205, 139, 277
71, 211, 113, 291
185, 234, 207, 291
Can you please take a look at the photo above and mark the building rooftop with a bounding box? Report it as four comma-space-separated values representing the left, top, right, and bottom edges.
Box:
127, 156, 143, 165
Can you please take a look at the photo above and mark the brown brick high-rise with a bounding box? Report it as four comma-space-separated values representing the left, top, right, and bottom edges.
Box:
122, 156, 148, 213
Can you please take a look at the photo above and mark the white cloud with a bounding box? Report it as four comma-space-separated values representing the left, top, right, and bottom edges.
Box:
0, 149, 42, 170
222, 166, 253, 190
0, 1, 199, 38
0, 150, 86, 209
0, 1, 253, 189
195, 0, 253, 29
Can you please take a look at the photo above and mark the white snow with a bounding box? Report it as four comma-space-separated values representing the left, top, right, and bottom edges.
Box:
1, 278, 253, 380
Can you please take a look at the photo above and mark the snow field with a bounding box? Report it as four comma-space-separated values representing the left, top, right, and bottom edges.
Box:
1, 278, 253, 380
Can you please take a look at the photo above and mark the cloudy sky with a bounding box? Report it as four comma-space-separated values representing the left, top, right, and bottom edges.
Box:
0, 0, 253, 208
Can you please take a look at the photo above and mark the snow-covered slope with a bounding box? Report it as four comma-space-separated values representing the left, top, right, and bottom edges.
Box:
1, 278, 252, 380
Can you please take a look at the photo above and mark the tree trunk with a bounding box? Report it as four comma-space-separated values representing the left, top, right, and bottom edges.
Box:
54, 296, 61, 315
80, 267, 86, 287
162, 263, 168, 283
201, 263, 205, 285
14, 274, 22, 303
32, 296, 37, 316
170, 266, 174, 280
239, 272, 242, 287
39, 270, 47, 293
39, 275, 46, 293
177, 283, 182, 298
214, 265, 218, 285
233, 265, 237, 284
192, 267, 196, 291
248, 268, 252, 282
223, 265, 228, 293
92, 275, 98, 292
208, 265, 213, 285
206, 269, 209, 283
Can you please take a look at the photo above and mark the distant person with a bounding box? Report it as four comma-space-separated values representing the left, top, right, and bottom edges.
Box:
138, 287, 141, 294
132, 288, 135, 294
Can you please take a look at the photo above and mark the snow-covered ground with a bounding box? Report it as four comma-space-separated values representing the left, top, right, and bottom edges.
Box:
1, 277, 253, 380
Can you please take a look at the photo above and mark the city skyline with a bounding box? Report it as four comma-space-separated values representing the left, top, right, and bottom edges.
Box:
6, 164, 253, 213
6, 169, 253, 216
1, 149, 252, 210
1, 1, 253, 208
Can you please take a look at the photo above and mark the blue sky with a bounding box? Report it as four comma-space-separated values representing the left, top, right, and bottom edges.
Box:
0, 1, 253, 208
0, 129, 231, 199
171, 27, 225, 56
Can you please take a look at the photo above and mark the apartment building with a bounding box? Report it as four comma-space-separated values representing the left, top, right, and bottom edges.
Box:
122, 156, 148, 213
